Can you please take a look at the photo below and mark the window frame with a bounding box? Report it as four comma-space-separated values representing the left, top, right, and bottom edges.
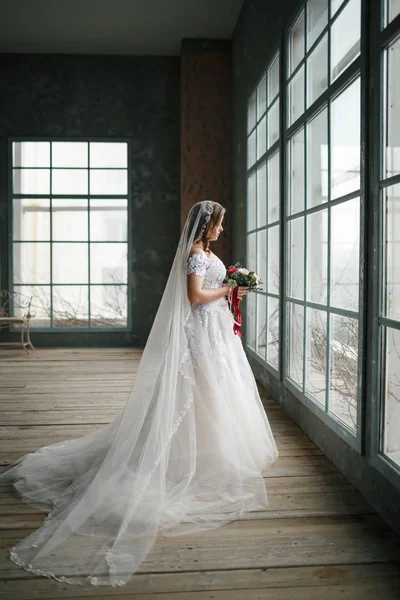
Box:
369, 6, 400, 490
246, 47, 282, 376
7, 136, 132, 333
282, 0, 365, 452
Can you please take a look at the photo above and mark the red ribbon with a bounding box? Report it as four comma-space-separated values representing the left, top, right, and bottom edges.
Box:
227, 286, 243, 338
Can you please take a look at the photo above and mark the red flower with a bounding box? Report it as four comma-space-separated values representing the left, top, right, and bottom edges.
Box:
228, 267, 237, 274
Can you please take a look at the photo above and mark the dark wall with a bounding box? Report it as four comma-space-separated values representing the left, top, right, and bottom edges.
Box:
232, 0, 299, 266
0, 53, 180, 346
232, 0, 400, 537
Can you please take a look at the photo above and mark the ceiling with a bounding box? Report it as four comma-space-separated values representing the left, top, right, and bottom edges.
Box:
0, 0, 244, 56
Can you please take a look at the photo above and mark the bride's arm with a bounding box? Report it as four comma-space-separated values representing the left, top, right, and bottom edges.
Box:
187, 273, 230, 305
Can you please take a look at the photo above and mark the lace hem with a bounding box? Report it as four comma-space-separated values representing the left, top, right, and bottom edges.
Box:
9, 546, 127, 587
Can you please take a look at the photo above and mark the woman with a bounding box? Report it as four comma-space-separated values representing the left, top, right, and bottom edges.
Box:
0, 200, 279, 587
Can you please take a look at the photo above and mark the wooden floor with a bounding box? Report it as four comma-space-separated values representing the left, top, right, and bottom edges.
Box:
0, 347, 400, 600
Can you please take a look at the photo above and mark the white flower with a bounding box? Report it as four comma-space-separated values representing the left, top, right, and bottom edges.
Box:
237, 268, 250, 275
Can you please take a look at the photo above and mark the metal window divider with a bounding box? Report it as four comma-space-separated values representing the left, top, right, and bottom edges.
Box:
88, 143, 91, 328
50, 142, 53, 328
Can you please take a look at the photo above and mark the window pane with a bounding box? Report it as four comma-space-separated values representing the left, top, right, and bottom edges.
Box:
13, 198, 50, 241
257, 163, 267, 228
331, 78, 361, 200
52, 199, 88, 241
307, 108, 328, 207
288, 128, 305, 215
388, 0, 400, 23
247, 172, 257, 231
257, 115, 267, 159
13, 242, 50, 284
384, 36, 400, 180
52, 243, 88, 284
90, 170, 127, 195
305, 307, 327, 406
90, 285, 128, 328
248, 91, 257, 134
267, 296, 279, 368
248, 232, 256, 271
288, 66, 305, 125
267, 99, 280, 148
52, 285, 89, 328
386, 184, 400, 320
256, 294, 267, 359
257, 74, 267, 119
90, 143, 128, 168
330, 0, 361, 82
289, 11, 305, 74
330, 198, 360, 311
90, 199, 127, 242
13, 169, 50, 194
52, 142, 88, 168
268, 151, 280, 224
12, 142, 50, 167
268, 54, 280, 104
288, 217, 304, 299
329, 313, 358, 431
246, 290, 256, 350
268, 225, 280, 295
307, 209, 328, 304
257, 229, 267, 291
247, 131, 256, 169
90, 243, 127, 284
52, 169, 88, 195
13, 285, 51, 328
331, 0, 345, 16
307, 0, 328, 50
307, 33, 328, 107
288, 302, 304, 387
384, 327, 400, 468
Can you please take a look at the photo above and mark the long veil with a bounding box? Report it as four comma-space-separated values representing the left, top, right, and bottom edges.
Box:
0, 200, 220, 586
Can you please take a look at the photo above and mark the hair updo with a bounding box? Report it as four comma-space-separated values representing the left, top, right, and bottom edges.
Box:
199, 201, 225, 251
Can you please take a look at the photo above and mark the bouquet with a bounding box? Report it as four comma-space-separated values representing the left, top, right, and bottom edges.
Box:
224, 262, 263, 292
223, 263, 263, 337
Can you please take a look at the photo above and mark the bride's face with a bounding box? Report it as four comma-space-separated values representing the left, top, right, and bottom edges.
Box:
210, 215, 224, 241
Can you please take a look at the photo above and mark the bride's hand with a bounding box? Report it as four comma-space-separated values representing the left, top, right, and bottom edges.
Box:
237, 286, 249, 299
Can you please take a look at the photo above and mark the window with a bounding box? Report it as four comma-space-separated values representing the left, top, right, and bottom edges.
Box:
379, 24, 400, 469
384, 0, 400, 25
246, 53, 281, 371
11, 140, 129, 330
285, 0, 362, 437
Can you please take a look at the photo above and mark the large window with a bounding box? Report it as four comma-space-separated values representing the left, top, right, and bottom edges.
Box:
10, 140, 129, 330
285, 0, 362, 437
379, 14, 400, 469
246, 52, 281, 371
246, 0, 363, 446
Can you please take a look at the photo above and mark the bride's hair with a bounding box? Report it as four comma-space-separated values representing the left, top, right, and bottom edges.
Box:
200, 201, 225, 250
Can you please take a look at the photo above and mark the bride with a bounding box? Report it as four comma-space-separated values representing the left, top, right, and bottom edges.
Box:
0, 200, 279, 587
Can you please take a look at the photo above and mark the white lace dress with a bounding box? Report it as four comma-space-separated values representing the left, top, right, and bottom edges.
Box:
155, 251, 280, 533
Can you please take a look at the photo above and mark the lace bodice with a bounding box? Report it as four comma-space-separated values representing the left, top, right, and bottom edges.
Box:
186, 252, 226, 290
185, 251, 233, 378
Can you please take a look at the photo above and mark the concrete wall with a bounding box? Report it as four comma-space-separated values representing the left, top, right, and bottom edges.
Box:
0, 53, 180, 345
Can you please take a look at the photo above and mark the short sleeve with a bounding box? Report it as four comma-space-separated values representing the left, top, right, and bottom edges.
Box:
187, 253, 208, 277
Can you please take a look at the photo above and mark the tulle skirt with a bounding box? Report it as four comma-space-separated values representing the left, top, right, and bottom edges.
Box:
0, 298, 279, 585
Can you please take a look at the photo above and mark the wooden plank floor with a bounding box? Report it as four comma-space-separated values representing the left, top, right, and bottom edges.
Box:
0, 347, 399, 600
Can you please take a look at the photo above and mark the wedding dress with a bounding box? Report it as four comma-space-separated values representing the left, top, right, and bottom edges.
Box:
0, 200, 279, 586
